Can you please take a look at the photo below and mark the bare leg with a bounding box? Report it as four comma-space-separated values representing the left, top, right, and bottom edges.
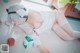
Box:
52, 23, 74, 41
57, 12, 80, 38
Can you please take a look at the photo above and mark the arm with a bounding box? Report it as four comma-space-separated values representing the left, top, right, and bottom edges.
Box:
32, 29, 50, 53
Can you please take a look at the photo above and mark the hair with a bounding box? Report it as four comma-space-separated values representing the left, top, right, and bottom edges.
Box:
6, 4, 28, 23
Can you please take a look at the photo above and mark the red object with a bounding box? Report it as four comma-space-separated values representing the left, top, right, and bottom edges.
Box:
7, 38, 15, 46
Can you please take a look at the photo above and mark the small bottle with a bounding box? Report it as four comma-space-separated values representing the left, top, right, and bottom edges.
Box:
7, 38, 15, 46
7, 32, 16, 47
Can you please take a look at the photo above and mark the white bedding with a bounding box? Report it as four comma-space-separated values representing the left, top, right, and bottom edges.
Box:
0, 12, 80, 53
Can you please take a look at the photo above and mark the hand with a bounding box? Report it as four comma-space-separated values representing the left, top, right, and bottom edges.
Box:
38, 44, 50, 53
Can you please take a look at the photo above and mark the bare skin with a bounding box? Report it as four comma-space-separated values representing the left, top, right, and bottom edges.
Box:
52, 9, 80, 40
27, 11, 50, 53
37, 44, 50, 53
15, 11, 50, 53
51, 0, 75, 40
